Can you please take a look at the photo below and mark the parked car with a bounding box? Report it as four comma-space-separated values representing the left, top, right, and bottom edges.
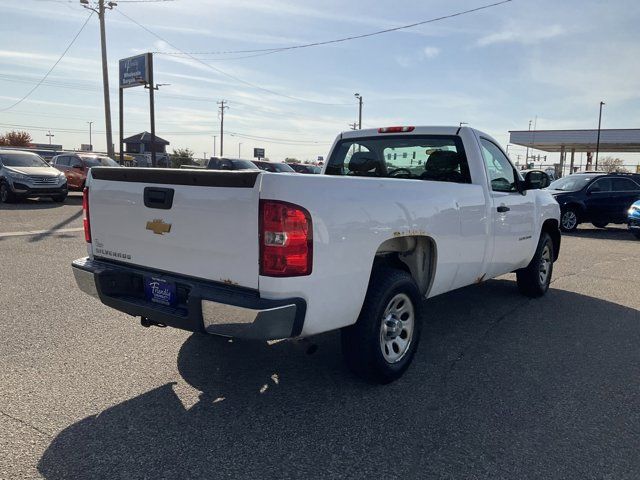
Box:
547, 172, 640, 231
251, 160, 296, 173
205, 157, 260, 171
0, 149, 68, 203
72, 126, 560, 383
51, 153, 120, 191
290, 163, 321, 174
628, 200, 640, 239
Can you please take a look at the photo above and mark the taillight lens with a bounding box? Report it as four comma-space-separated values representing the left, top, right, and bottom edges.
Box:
260, 200, 312, 277
83, 187, 91, 243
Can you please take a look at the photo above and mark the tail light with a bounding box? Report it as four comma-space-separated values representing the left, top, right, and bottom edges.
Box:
82, 187, 91, 243
260, 200, 312, 277
378, 126, 415, 133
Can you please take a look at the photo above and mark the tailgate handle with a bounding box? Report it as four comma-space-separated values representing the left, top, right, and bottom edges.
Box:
144, 187, 174, 210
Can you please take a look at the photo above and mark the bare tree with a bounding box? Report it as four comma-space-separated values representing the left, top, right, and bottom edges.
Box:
0, 130, 32, 147
598, 156, 628, 173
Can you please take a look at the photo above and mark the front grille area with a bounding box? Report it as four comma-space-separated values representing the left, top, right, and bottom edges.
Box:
28, 176, 59, 185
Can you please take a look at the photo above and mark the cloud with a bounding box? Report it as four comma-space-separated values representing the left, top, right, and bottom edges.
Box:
422, 46, 440, 58
476, 24, 565, 47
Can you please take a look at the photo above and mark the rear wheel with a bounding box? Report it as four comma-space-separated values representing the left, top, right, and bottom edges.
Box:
0, 182, 16, 204
341, 267, 422, 384
632, 230, 640, 240
560, 208, 578, 232
516, 232, 554, 298
592, 221, 608, 229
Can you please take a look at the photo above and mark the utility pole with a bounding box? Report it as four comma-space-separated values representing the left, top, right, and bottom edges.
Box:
81, 0, 115, 158
238, 142, 242, 158
46, 130, 55, 145
354, 93, 363, 129
595, 101, 605, 170
87, 121, 93, 150
217, 100, 228, 156
349, 122, 358, 130
213, 135, 217, 157
525, 119, 532, 164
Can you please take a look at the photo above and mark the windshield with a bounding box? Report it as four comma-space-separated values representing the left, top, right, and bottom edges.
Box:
271, 163, 295, 172
0, 152, 49, 168
231, 159, 260, 170
549, 175, 597, 192
81, 156, 119, 167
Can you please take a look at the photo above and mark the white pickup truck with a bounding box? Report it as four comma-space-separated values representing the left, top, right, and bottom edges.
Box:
73, 126, 560, 383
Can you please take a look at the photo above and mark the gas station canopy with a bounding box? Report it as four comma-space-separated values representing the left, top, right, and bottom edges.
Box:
509, 129, 640, 152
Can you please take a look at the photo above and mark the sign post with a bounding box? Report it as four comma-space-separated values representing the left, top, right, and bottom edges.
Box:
119, 53, 152, 165
253, 147, 265, 160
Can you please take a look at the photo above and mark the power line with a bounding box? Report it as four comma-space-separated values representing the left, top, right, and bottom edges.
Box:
154, 0, 513, 58
0, 11, 94, 112
115, 8, 352, 106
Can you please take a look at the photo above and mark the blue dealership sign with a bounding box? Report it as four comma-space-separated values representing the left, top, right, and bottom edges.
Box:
119, 53, 149, 89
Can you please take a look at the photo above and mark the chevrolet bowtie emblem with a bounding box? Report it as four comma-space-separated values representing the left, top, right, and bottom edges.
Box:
146, 219, 172, 235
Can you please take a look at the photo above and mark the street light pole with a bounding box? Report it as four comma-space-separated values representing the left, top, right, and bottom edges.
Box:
354, 93, 363, 129
87, 121, 93, 150
525, 119, 532, 165
595, 101, 605, 170
46, 130, 54, 145
238, 142, 242, 158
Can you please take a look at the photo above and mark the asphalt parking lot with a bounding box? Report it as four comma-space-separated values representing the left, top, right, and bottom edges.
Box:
1, 196, 639, 479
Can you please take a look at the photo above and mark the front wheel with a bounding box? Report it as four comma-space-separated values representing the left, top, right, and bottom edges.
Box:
632, 230, 640, 240
592, 221, 608, 229
341, 267, 422, 384
516, 232, 554, 298
51, 193, 67, 203
0, 182, 16, 204
560, 208, 578, 232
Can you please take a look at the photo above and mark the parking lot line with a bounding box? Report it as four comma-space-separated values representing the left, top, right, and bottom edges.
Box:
0, 227, 84, 238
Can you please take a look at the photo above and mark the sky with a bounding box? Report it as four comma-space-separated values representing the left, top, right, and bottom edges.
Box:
1, 0, 639, 167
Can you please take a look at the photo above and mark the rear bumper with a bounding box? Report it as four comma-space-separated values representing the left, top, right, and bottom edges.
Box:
72, 257, 306, 340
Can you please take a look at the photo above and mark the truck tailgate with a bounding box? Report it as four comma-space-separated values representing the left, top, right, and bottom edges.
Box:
88, 168, 261, 289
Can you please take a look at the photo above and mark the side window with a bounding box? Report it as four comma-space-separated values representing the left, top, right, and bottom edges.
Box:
612, 178, 640, 192
57, 156, 69, 166
480, 138, 517, 192
69, 156, 82, 168
588, 178, 612, 193
208, 159, 220, 169
219, 160, 233, 170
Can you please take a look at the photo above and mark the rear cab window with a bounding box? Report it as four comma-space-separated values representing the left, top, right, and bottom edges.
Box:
325, 134, 471, 184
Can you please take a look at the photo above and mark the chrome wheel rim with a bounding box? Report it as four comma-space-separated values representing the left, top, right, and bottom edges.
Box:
379, 293, 414, 363
562, 211, 577, 230
539, 244, 552, 285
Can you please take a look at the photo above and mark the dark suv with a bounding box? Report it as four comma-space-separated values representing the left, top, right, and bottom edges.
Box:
548, 173, 640, 231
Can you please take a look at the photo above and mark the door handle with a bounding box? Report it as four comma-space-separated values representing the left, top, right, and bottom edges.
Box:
497, 205, 510, 213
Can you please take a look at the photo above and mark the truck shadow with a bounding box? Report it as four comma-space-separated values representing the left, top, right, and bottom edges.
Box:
37, 280, 640, 479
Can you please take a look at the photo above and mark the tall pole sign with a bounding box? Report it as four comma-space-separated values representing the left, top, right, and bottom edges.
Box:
119, 53, 152, 165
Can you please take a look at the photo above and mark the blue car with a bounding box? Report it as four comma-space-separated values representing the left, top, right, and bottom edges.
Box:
629, 200, 640, 239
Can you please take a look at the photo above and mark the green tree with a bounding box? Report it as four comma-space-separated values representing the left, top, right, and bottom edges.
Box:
170, 148, 195, 168
284, 157, 299, 164
0, 130, 32, 147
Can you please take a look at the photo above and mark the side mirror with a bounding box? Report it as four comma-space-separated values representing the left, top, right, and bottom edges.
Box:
523, 170, 550, 190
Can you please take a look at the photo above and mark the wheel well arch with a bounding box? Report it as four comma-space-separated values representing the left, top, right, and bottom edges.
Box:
541, 218, 561, 261
562, 201, 586, 220
372, 235, 437, 297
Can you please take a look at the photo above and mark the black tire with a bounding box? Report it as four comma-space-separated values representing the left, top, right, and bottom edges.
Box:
516, 232, 554, 298
633, 230, 640, 240
52, 193, 67, 203
0, 182, 16, 204
592, 222, 608, 229
560, 207, 579, 232
341, 267, 422, 384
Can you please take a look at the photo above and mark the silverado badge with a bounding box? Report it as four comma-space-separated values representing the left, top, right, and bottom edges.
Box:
146, 219, 172, 235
